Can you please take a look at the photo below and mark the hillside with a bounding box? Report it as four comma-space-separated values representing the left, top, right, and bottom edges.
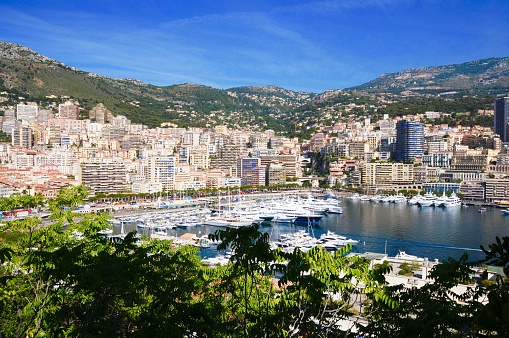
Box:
349, 57, 509, 96
0, 41, 507, 135
0, 42, 313, 130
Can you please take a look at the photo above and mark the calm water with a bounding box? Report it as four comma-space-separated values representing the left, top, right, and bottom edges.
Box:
317, 198, 508, 262
117, 197, 509, 262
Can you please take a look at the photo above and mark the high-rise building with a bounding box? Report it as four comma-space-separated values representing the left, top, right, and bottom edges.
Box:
494, 95, 509, 142
395, 120, 424, 162
12, 125, 32, 149
16, 103, 38, 122
58, 101, 79, 120
238, 157, 264, 186
79, 159, 127, 193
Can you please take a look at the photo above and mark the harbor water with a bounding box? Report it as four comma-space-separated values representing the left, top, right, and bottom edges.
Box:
115, 196, 509, 263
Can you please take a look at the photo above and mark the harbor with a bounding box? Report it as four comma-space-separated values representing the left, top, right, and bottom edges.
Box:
107, 191, 508, 263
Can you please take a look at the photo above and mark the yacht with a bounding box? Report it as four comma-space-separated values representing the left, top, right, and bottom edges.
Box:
434, 192, 448, 207
316, 230, 359, 248
395, 250, 425, 262
327, 205, 344, 214
349, 193, 361, 200
392, 193, 407, 203
418, 192, 437, 207
407, 193, 422, 205
442, 193, 462, 208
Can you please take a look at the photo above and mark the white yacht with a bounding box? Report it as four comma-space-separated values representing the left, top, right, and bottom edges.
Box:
434, 192, 448, 207
317, 230, 359, 248
407, 193, 422, 205
442, 192, 462, 207
392, 193, 407, 203
418, 192, 437, 207
395, 250, 425, 262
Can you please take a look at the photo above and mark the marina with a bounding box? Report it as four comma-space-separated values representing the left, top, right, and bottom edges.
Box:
109, 192, 509, 263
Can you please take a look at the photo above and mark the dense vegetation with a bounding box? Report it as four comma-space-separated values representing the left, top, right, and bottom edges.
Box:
0, 187, 509, 337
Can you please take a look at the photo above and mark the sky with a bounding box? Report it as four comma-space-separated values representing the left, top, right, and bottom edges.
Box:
1, 0, 509, 93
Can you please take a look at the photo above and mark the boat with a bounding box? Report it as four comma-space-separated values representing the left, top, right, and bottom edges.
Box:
408, 193, 422, 205
395, 250, 424, 262
433, 192, 448, 208
418, 192, 437, 207
442, 193, 462, 208
327, 205, 344, 214
392, 193, 407, 203
501, 208, 509, 215
274, 230, 319, 252
316, 230, 359, 248
479, 207, 487, 213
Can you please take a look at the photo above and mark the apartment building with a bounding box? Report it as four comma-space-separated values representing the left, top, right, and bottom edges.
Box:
484, 179, 509, 203
79, 158, 127, 194
361, 162, 414, 186
265, 163, 286, 186
138, 156, 176, 192
58, 101, 79, 120
189, 144, 209, 170
238, 157, 265, 186
259, 154, 300, 178
12, 125, 32, 149
16, 103, 38, 123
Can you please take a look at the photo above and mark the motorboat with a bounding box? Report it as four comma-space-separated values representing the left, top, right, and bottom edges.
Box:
442, 193, 462, 208
317, 230, 359, 248
392, 193, 407, 203
433, 192, 448, 207
327, 205, 344, 214
418, 192, 436, 207
395, 251, 424, 262
408, 193, 422, 205
501, 208, 509, 215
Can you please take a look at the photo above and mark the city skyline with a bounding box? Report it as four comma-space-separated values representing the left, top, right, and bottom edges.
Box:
1, 0, 509, 93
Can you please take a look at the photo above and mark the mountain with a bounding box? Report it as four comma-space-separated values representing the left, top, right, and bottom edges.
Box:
348, 57, 509, 96
0, 41, 507, 134
0, 42, 313, 131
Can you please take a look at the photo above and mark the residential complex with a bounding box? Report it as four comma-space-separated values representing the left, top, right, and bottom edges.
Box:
0, 97, 509, 204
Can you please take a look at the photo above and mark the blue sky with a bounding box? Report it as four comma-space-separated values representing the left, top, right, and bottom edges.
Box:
1, 0, 508, 93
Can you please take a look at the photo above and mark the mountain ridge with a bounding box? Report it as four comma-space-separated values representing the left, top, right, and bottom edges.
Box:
1, 41, 508, 135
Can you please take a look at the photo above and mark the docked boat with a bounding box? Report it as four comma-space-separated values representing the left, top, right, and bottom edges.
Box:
327, 205, 344, 214
274, 230, 319, 252
395, 250, 424, 262
433, 192, 448, 207
317, 230, 359, 248
418, 192, 437, 207
349, 193, 361, 200
407, 193, 422, 205
442, 193, 462, 208
501, 208, 509, 215
392, 193, 407, 203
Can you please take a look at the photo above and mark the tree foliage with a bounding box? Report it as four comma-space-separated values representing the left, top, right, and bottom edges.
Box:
0, 188, 508, 337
